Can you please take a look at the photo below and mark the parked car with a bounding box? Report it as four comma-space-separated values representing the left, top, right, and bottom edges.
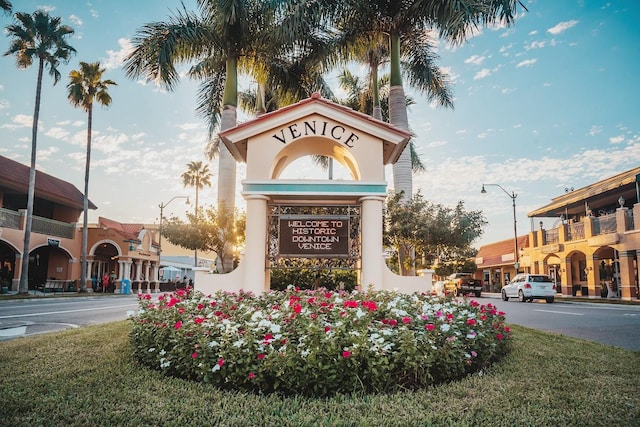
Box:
501, 273, 556, 303
444, 273, 482, 297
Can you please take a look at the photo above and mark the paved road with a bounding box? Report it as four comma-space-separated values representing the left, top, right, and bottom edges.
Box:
1, 292, 639, 351
473, 294, 640, 351
0, 294, 139, 340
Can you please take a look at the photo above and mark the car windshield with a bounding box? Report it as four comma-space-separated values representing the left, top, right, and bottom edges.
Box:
529, 275, 552, 282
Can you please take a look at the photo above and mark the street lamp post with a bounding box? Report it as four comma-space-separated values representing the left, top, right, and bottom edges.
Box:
481, 184, 519, 272
158, 196, 190, 253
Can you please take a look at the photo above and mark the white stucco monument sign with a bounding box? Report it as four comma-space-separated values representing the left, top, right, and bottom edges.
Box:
195, 93, 433, 295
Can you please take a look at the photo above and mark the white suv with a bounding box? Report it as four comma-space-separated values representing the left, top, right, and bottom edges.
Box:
501, 274, 555, 303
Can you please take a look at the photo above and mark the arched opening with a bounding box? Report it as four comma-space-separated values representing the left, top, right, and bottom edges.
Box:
0, 240, 17, 290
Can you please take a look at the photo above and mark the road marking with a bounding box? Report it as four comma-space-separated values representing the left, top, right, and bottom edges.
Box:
0, 326, 26, 337
535, 309, 584, 316
0, 303, 138, 319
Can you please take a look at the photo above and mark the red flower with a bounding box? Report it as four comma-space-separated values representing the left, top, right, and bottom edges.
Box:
342, 350, 351, 358
425, 324, 435, 331
389, 319, 398, 327
257, 353, 266, 360
178, 307, 185, 314
166, 297, 180, 308
293, 303, 302, 314
191, 352, 198, 359
197, 303, 204, 310
467, 319, 476, 326
194, 317, 204, 324
217, 358, 225, 367
496, 333, 504, 341
174, 320, 182, 330
343, 300, 358, 308
248, 372, 255, 379
324, 326, 331, 333
401, 316, 411, 324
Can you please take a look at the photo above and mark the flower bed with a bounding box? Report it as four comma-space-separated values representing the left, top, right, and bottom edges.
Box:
130, 287, 512, 396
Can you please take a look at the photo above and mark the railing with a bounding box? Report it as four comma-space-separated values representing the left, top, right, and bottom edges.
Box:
593, 213, 617, 235
0, 207, 21, 229
567, 222, 585, 241
544, 228, 559, 244
31, 216, 76, 239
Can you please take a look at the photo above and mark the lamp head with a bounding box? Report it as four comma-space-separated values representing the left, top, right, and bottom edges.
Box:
186, 197, 191, 205
480, 185, 487, 194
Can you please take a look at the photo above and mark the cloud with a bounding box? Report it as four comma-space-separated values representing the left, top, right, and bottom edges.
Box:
609, 135, 624, 144
0, 114, 33, 129
0, 99, 9, 109
465, 55, 486, 65
69, 14, 83, 26
473, 68, 491, 80
426, 140, 448, 148
101, 38, 133, 70
588, 125, 602, 136
45, 127, 70, 140
516, 58, 537, 68
547, 20, 579, 35
525, 40, 546, 50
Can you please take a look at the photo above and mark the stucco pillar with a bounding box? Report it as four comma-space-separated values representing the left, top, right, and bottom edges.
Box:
618, 250, 638, 300
586, 255, 598, 297
152, 263, 160, 292
360, 196, 385, 291
243, 195, 270, 294
561, 257, 572, 296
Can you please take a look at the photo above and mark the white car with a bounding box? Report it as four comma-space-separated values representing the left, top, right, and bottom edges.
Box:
501, 274, 556, 303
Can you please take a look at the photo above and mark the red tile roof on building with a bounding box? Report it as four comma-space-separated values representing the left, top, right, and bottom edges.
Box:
98, 217, 143, 242
0, 155, 96, 210
476, 235, 529, 268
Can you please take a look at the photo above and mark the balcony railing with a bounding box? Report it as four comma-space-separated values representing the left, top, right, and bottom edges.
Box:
593, 213, 617, 235
32, 216, 76, 239
544, 228, 559, 244
567, 222, 585, 241
0, 207, 21, 229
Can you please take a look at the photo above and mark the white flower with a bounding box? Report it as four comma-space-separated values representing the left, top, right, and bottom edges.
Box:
148, 347, 156, 352
211, 364, 221, 372
270, 323, 281, 334
233, 339, 245, 348
440, 324, 451, 332
159, 349, 166, 356
208, 340, 219, 348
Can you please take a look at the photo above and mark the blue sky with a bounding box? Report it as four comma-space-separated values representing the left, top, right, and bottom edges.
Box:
1, 0, 639, 249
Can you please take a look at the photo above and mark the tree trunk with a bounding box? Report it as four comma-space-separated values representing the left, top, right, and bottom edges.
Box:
80, 105, 93, 292
19, 59, 45, 294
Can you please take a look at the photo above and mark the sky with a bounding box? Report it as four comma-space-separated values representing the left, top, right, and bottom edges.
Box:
1, 0, 639, 249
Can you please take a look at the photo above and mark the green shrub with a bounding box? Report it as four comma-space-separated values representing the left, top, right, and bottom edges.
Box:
130, 287, 512, 397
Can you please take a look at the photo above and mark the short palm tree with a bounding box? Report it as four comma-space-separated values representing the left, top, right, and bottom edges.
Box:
1, 1, 11, 13
67, 61, 116, 292
181, 161, 212, 267
4, 10, 75, 293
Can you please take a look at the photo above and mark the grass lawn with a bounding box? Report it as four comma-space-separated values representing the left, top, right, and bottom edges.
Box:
0, 321, 638, 426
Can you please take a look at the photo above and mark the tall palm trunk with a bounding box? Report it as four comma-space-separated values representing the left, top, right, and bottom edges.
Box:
389, 32, 415, 276
80, 104, 92, 292
19, 59, 45, 294
371, 60, 383, 121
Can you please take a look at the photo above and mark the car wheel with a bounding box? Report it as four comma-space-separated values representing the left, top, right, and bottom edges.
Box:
518, 290, 526, 302
546, 297, 554, 303
528, 298, 534, 303
501, 290, 508, 301
475, 291, 482, 297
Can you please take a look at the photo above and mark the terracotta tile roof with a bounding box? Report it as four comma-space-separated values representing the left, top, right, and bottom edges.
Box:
98, 216, 143, 242
476, 235, 529, 268
0, 155, 96, 210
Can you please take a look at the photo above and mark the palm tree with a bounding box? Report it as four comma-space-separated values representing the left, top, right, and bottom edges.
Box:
67, 61, 116, 292
181, 161, 212, 267
0, 1, 11, 13
4, 10, 75, 293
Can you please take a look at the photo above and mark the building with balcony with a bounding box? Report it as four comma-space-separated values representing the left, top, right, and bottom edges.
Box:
0, 155, 95, 291
477, 167, 639, 300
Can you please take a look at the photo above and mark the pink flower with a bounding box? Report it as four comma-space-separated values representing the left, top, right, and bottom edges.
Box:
467, 319, 476, 326
194, 317, 204, 324
166, 297, 180, 308
191, 352, 198, 359
401, 317, 411, 324
496, 333, 504, 341
178, 307, 185, 314
389, 319, 398, 327
425, 324, 435, 331
248, 372, 255, 379
343, 300, 358, 309
174, 320, 182, 330
293, 303, 302, 314
342, 350, 351, 358
197, 303, 204, 310
257, 353, 266, 360
217, 358, 225, 367
324, 326, 331, 333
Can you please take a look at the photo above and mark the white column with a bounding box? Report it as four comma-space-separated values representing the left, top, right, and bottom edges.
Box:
136, 260, 143, 281
243, 195, 270, 294
152, 263, 160, 292
360, 196, 385, 291
86, 260, 94, 291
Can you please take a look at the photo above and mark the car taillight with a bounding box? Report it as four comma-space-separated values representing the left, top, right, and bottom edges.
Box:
524, 283, 532, 289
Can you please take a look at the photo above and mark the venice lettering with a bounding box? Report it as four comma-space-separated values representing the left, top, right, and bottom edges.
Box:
272, 120, 359, 148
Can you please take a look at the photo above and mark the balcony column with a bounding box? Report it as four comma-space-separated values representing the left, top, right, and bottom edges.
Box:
585, 255, 598, 297
86, 259, 94, 291
618, 250, 638, 300
13, 254, 23, 291
560, 257, 572, 296
616, 207, 629, 233
558, 223, 568, 243
152, 263, 160, 293
583, 215, 595, 238
360, 196, 385, 291
633, 203, 640, 230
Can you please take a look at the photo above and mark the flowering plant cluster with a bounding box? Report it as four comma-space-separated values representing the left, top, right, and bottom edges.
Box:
130, 287, 512, 396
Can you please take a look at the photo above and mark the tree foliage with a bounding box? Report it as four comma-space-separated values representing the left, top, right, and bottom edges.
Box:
162, 206, 246, 273
384, 191, 486, 275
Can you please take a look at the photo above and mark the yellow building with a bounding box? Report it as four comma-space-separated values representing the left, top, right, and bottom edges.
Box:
478, 167, 639, 300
